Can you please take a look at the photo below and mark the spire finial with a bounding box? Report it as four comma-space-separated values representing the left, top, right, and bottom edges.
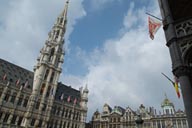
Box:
164, 92, 168, 99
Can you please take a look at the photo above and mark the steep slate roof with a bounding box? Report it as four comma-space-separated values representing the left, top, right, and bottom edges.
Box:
0, 58, 80, 101
55, 82, 81, 103
0, 58, 34, 89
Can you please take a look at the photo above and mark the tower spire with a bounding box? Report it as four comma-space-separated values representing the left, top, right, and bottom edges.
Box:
24, 1, 70, 127
48, 0, 70, 42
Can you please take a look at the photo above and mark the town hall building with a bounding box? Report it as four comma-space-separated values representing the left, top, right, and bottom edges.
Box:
0, 0, 88, 128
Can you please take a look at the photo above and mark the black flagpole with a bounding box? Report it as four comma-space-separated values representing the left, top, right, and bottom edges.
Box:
146, 12, 162, 21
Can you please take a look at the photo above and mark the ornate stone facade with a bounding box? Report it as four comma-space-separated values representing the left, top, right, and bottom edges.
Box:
91, 97, 188, 128
0, 0, 88, 128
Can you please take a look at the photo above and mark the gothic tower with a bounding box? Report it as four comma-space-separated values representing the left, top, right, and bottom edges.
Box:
23, 0, 69, 127
161, 95, 175, 115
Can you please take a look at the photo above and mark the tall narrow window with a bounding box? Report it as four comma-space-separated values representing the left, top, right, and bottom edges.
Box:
31, 118, 36, 126
68, 110, 72, 118
55, 30, 60, 39
36, 101, 40, 110
11, 115, 17, 124
17, 116, 23, 126
48, 48, 55, 62
57, 107, 61, 115
44, 70, 49, 80
23, 96, 29, 107
10, 92, 17, 103
50, 72, 55, 83
17, 94, 24, 106
0, 91, 2, 98
0, 111, 3, 120
4, 90, 11, 102
65, 109, 68, 118
38, 119, 43, 127
42, 104, 46, 111
3, 113, 10, 123
46, 86, 51, 97
62, 108, 65, 117
40, 83, 46, 95
60, 18, 63, 24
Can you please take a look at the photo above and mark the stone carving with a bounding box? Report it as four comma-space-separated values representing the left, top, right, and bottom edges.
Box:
175, 19, 192, 38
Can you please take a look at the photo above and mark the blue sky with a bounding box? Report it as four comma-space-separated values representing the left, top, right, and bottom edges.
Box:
0, 0, 184, 121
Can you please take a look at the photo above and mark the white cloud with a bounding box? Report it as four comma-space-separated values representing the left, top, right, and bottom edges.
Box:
90, 0, 122, 10
70, 1, 185, 120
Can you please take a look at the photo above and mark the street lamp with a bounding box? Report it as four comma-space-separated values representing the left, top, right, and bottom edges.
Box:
135, 114, 144, 128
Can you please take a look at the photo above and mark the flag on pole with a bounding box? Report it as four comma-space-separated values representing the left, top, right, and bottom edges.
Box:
7, 81, 10, 86
20, 85, 23, 90
148, 16, 162, 40
74, 98, 77, 105
3, 74, 7, 81
60, 93, 64, 100
67, 96, 71, 102
24, 80, 28, 88
16, 78, 20, 86
174, 76, 180, 98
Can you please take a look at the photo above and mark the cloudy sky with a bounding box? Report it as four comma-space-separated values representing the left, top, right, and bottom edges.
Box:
0, 0, 184, 120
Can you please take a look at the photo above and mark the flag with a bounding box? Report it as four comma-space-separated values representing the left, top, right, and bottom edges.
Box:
74, 98, 77, 105
3, 74, 7, 81
16, 78, 20, 86
67, 96, 71, 102
7, 81, 10, 86
60, 93, 64, 100
24, 80, 28, 88
148, 16, 162, 40
20, 85, 23, 90
174, 76, 180, 98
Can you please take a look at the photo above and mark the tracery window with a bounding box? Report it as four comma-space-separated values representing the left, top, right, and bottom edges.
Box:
10, 92, 17, 103
17, 94, 24, 106
4, 90, 11, 102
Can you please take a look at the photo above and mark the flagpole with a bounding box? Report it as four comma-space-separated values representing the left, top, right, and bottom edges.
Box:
161, 72, 181, 89
161, 72, 174, 85
146, 12, 162, 21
